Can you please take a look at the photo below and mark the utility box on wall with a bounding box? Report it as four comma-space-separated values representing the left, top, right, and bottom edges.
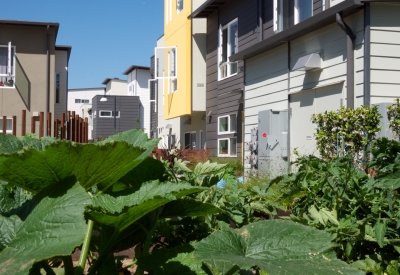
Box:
258, 110, 288, 176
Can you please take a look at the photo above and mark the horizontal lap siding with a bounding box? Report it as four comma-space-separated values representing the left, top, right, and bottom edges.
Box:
370, 2, 400, 104
206, 0, 258, 158
313, 0, 322, 15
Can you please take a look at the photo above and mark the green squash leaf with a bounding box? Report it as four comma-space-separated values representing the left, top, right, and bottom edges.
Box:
374, 220, 387, 248
85, 180, 206, 232
137, 244, 209, 275
160, 198, 222, 218
0, 185, 32, 213
194, 220, 364, 275
0, 177, 90, 275
0, 215, 22, 252
0, 141, 147, 193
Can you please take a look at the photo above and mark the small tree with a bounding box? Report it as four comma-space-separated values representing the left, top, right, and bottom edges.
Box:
311, 106, 382, 160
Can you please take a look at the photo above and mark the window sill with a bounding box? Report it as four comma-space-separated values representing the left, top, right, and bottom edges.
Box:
217, 154, 237, 158
218, 131, 237, 135
0, 86, 15, 89
218, 72, 238, 82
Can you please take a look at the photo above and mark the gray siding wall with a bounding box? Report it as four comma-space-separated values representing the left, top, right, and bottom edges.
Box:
244, 10, 364, 168
369, 2, 400, 104
92, 95, 140, 140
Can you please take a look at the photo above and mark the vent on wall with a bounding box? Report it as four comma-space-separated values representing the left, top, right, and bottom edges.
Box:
197, 83, 205, 88
292, 53, 322, 71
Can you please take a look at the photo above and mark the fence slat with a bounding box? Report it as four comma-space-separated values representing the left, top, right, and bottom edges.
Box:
12, 116, 16, 136
21, 110, 26, 136
31, 116, 36, 134
2, 116, 6, 134
47, 112, 52, 137
66, 111, 71, 141
39, 112, 44, 138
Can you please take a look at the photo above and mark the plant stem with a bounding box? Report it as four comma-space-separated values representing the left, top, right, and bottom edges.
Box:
62, 255, 74, 275
87, 229, 120, 275
225, 265, 240, 275
75, 219, 94, 275
40, 261, 56, 275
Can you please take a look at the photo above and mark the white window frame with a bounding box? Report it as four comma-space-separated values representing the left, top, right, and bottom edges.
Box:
0, 117, 13, 133
149, 79, 157, 113
176, 0, 183, 13
169, 0, 172, 21
155, 46, 178, 79
75, 99, 81, 103
0, 43, 16, 89
218, 137, 237, 157
218, 19, 238, 81
294, 0, 313, 25
218, 114, 237, 135
99, 110, 120, 118
165, 0, 169, 24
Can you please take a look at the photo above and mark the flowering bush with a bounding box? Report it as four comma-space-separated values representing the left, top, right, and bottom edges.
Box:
311, 106, 382, 160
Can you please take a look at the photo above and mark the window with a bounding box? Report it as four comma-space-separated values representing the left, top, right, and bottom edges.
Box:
168, 48, 177, 93
218, 114, 237, 134
177, 0, 183, 13
99, 111, 120, 118
75, 99, 81, 103
168, 134, 176, 149
55, 73, 60, 104
218, 138, 237, 157
0, 42, 15, 88
294, 0, 312, 24
218, 19, 238, 80
82, 99, 89, 104
0, 117, 13, 133
184, 132, 196, 149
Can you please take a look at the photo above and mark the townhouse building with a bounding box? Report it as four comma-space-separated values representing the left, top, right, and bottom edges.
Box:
155, 0, 207, 149
0, 20, 70, 136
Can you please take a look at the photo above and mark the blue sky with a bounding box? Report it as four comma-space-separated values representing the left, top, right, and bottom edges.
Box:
4, 0, 164, 89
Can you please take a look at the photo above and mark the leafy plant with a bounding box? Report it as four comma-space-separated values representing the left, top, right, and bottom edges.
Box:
311, 106, 382, 161
387, 98, 400, 138
275, 147, 400, 274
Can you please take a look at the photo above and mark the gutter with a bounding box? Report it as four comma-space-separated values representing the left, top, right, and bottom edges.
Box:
336, 12, 356, 109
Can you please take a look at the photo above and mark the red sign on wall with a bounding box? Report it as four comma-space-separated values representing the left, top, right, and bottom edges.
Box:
262, 133, 267, 138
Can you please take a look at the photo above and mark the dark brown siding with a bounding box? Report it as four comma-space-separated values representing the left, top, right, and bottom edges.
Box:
206, 0, 258, 158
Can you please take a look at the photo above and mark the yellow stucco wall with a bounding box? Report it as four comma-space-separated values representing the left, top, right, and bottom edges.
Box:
163, 0, 192, 119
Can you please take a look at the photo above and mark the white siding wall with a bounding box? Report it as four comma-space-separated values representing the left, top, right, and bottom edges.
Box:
370, 2, 400, 105
135, 69, 151, 136
244, 11, 364, 166
54, 50, 68, 133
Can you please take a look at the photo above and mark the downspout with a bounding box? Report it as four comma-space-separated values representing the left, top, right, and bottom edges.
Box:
336, 12, 356, 109
46, 25, 50, 136
287, 41, 291, 173
258, 0, 263, 41
363, 3, 371, 106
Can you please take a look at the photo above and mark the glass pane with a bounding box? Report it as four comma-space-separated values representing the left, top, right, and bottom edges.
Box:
219, 139, 228, 155
191, 133, 196, 149
229, 23, 238, 56
230, 114, 237, 132
222, 28, 228, 63
299, 0, 312, 22
0, 118, 12, 131
230, 138, 237, 156
100, 111, 112, 117
277, 0, 284, 31
219, 117, 228, 132
184, 133, 190, 149
0, 47, 7, 75
230, 62, 237, 75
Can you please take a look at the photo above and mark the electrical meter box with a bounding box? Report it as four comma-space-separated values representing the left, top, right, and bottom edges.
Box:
258, 110, 288, 176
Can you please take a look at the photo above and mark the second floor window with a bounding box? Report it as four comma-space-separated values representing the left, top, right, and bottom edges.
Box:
295, 0, 312, 24
218, 19, 238, 80
177, 0, 183, 13
274, 0, 313, 32
0, 42, 15, 88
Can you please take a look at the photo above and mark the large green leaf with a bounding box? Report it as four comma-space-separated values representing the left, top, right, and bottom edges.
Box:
0, 177, 90, 275
160, 198, 222, 218
85, 180, 206, 232
0, 185, 32, 213
137, 244, 209, 275
0, 141, 147, 193
0, 215, 22, 252
194, 220, 364, 275
0, 134, 56, 154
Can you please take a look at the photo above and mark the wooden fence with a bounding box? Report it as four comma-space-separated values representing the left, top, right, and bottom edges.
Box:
2, 110, 89, 143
